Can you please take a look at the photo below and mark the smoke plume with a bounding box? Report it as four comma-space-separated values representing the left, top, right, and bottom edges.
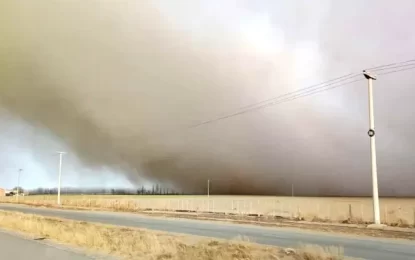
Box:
1, 0, 415, 195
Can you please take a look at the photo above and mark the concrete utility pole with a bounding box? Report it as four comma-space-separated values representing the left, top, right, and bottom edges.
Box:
16, 169, 22, 203
56, 152, 66, 206
363, 70, 381, 225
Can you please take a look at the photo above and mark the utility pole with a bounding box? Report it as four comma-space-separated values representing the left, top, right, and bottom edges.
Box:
56, 152, 66, 206
16, 169, 22, 203
363, 70, 381, 225
291, 184, 294, 197
207, 179, 210, 198
207, 179, 211, 212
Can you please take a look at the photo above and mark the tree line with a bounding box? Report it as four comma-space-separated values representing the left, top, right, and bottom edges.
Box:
27, 184, 183, 196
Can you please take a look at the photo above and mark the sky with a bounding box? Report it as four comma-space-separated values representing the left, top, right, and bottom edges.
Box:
0, 0, 415, 195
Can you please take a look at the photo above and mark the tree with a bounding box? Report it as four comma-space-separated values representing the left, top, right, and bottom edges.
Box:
35, 187, 44, 195
13, 186, 24, 194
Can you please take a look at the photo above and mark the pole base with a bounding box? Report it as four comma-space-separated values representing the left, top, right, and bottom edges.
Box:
367, 224, 387, 229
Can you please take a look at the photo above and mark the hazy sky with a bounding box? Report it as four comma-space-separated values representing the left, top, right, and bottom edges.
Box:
0, 0, 414, 195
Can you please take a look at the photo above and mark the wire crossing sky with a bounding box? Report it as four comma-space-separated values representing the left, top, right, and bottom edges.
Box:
190, 61, 415, 129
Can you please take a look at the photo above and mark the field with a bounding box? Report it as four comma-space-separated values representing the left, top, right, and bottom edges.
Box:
1, 195, 415, 226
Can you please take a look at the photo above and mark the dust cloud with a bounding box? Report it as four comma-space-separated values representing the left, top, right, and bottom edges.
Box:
1, 0, 415, 195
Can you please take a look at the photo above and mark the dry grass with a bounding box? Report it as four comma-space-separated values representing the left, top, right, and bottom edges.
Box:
0, 210, 351, 260
296, 245, 345, 260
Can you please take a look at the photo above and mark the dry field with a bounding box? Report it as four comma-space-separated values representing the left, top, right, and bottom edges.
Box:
1, 195, 415, 226
0, 210, 350, 260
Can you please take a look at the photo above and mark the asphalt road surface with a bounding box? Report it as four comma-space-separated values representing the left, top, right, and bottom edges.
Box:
0, 229, 104, 260
1, 204, 414, 260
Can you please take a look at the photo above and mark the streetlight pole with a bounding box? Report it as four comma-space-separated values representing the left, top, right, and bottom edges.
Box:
17, 169, 22, 203
57, 152, 66, 206
363, 70, 381, 225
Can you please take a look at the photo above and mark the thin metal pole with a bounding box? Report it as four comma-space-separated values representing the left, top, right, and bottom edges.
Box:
17, 169, 22, 203
207, 179, 210, 198
291, 184, 294, 197
207, 179, 210, 212
364, 71, 381, 225
57, 152, 65, 206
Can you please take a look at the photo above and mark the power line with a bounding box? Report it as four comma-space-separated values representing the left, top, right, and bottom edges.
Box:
228, 73, 360, 113
267, 78, 364, 107
370, 63, 415, 72
190, 77, 363, 129
364, 58, 415, 70
189, 73, 361, 128
378, 65, 415, 76
190, 59, 415, 129
227, 78, 364, 117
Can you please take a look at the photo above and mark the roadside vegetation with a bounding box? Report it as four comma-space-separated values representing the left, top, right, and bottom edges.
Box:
0, 210, 350, 260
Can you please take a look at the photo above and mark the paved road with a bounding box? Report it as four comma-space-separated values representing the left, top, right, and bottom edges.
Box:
0, 229, 100, 260
1, 204, 414, 260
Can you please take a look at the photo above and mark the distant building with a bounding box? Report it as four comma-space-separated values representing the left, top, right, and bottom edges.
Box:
0, 189, 15, 196
0, 188, 25, 197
